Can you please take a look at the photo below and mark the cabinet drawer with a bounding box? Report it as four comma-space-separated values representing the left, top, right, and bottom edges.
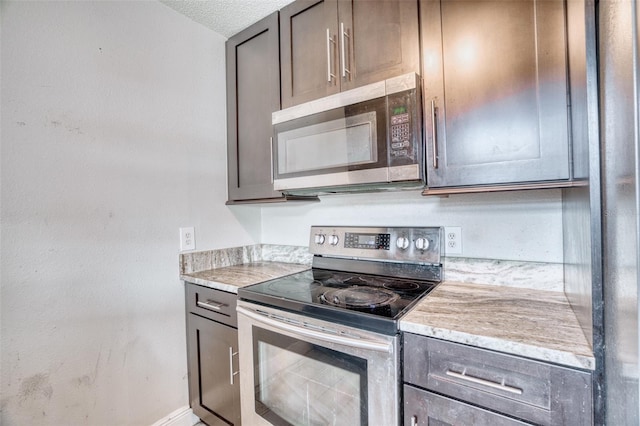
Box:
403, 334, 592, 425
186, 283, 237, 327
404, 384, 531, 425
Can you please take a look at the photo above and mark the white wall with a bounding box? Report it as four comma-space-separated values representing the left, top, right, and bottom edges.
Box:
261, 189, 564, 263
0, 2, 259, 425
0, 2, 565, 425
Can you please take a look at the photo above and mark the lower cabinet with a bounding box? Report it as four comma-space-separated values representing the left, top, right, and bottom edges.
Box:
186, 283, 240, 425
403, 333, 593, 426
404, 385, 531, 425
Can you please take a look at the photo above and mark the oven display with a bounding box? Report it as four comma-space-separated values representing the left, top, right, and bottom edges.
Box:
345, 233, 390, 250
358, 235, 376, 245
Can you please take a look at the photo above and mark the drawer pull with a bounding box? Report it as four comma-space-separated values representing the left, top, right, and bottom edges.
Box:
410, 415, 418, 426
197, 299, 227, 311
445, 369, 523, 395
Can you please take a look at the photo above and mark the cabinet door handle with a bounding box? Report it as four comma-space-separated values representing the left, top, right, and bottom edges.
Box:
340, 22, 351, 79
229, 346, 239, 385
270, 136, 274, 183
326, 29, 336, 83
431, 99, 438, 169
445, 369, 523, 395
410, 415, 418, 426
196, 299, 226, 311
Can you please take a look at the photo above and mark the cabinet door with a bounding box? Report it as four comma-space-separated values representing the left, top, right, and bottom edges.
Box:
404, 385, 532, 426
339, 0, 420, 92
226, 12, 283, 202
422, 0, 570, 188
187, 314, 240, 426
280, 0, 340, 109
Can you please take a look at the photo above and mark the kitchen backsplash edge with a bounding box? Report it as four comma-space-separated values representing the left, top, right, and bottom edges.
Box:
179, 245, 563, 292
444, 257, 564, 291
179, 244, 313, 275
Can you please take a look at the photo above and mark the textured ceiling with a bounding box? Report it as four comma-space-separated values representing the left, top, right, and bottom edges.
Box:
159, 0, 296, 38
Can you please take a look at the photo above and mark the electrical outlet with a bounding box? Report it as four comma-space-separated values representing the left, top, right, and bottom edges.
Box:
180, 227, 196, 251
444, 226, 462, 255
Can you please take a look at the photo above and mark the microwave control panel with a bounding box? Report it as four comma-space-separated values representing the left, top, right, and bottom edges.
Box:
388, 89, 419, 164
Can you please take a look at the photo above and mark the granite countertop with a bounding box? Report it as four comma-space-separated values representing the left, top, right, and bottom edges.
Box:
400, 281, 595, 370
180, 248, 593, 371
181, 261, 310, 294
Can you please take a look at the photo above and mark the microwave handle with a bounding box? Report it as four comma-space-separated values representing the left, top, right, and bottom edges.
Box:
237, 305, 393, 353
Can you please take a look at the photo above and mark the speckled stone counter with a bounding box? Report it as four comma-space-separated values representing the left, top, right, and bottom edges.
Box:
180, 248, 592, 369
444, 258, 563, 291
181, 261, 310, 293
179, 244, 312, 293
400, 281, 595, 370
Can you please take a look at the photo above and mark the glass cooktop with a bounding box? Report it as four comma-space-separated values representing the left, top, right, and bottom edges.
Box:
238, 268, 438, 335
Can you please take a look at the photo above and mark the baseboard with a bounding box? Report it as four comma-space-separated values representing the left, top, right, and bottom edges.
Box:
151, 406, 200, 426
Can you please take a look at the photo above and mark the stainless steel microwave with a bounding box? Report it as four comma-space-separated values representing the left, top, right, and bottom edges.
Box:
271, 73, 423, 194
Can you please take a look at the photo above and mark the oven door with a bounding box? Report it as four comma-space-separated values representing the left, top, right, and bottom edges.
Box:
237, 301, 400, 426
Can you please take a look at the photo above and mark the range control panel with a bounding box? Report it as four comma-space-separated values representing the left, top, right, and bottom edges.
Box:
344, 232, 391, 250
309, 226, 442, 265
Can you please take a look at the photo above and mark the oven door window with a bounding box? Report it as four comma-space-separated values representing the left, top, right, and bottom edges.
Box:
253, 326, 368, 426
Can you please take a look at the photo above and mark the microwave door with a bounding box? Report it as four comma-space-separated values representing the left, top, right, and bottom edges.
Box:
273, 99, 389, 191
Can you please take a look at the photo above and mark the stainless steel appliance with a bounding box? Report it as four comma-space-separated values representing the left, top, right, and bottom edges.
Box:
271, 74, 423, 194
599, 0, 640, 422
237, 226, 442, 426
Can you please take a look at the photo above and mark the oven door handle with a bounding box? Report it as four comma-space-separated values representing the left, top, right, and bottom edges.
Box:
237, 306, 394, 353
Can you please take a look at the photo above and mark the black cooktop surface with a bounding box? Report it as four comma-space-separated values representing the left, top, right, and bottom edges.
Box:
238, 268, 438, 335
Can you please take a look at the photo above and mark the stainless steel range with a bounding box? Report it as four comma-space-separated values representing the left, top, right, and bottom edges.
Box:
237, 226, 443, 426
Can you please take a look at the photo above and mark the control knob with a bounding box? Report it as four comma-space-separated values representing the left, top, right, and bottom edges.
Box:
314, 234, 326, 245
396, 236, 410, 250
415, 237, 430, 251
328, 235, 340, 246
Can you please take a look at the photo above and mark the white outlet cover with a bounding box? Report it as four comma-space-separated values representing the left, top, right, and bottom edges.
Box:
180, 227, 195, 251
444, 226, 462, 255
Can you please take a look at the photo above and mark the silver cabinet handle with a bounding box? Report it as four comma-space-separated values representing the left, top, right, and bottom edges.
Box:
196, 299, 226, 311
431, 99, 438, 169
410, 415, 418, 426
340, 22, 351, 78
269, 136, 274, 183
229, 346, 239, 385
445, 369, 523, 395
326, 29, 336, 83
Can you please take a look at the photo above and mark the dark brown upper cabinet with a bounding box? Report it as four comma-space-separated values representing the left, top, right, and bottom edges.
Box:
226, 12, 284, 203
421, 0, 573, 191
280, 0, 420, 109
